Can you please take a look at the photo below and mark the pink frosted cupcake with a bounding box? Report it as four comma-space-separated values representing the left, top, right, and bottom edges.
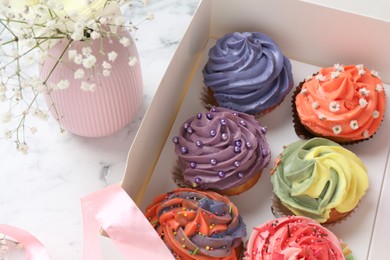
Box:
244, 216, 353, 260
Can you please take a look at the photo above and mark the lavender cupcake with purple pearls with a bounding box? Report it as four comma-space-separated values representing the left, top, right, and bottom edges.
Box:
172, 107, 271, 196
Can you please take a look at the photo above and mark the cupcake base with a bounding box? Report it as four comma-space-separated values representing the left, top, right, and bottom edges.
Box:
172, 163, 263, 196
271, 194, 353, 225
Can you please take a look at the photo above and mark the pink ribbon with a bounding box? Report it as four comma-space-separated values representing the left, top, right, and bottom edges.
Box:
81, 184, 174, 260
0, 224, 50, 260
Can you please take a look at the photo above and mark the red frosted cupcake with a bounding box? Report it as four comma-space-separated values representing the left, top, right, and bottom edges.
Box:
243, 216, 353, 260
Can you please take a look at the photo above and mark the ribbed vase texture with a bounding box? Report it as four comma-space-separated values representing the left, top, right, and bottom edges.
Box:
40, 32, 143, 137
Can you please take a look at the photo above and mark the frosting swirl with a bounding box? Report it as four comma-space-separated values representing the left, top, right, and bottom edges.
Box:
295, 64, 386, 141
173, 107, 271, 193
271, 138, 368, 223
243, 216, 349, 260
145, 188, 246, 260
203, 32, 293, 114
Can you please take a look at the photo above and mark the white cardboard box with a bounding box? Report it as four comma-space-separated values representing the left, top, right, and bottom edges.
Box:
120, 0, 390, 259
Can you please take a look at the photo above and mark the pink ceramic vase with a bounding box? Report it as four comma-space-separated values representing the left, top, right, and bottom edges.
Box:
40, 31, 143, 137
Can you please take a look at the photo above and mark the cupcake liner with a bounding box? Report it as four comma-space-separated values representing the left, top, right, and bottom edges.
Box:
291, 79, 383, 145
201, 86, 284, 119
271, 194, 355, 226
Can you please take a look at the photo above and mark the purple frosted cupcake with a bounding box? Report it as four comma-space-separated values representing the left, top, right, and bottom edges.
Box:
172, 107, 271, 196
202, 32, 293, 116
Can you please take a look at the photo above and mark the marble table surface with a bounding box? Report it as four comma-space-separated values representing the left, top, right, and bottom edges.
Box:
0, 0, 200, 259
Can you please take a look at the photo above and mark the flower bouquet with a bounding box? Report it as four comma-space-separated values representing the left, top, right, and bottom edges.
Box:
0, 0, 153, 153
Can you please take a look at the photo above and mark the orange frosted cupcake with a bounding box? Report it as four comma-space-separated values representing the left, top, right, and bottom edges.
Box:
145, 188, 246, 259
293, 64, 386, 143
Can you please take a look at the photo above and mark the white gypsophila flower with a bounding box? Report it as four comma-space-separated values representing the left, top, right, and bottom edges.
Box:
318, 114, 326, 121
356, 64, 364, 70
128, 56, 138, 66
82, 47, 92, 56
1, 112, 12, 123
74, 68, 85, 79
102, 61, 111, 69
81, 81, 96, 92
14, 90, 21, 101
376, 84, 383, 92
332, 125, 342, 135
142, 0, 149, 5
90, 31, 101, 40
329, 101, 340, 112
119, 37, 131, 47
372, 110, 380, 119
300, 88, 307, 95
30, 127, 37, 134
108, 51, 118, 61
74, 54, 83, 64
147, 12, 155, 21
312, 102, 319, 109
0, 94, 5, 102
333, 63, 344, 72
359, 98, 368, 108
32, 109, 49, 120
103, 69, 110, 77
3, 129, 12, 139
68, 50, 78, 60
17, 142, 29, 154
350, 120, 359, 130
358, 69, 365, 76
82, 55, 97, 69
37, 50, 49, 64
359, 87, 370, 97
57, 79, 70, 90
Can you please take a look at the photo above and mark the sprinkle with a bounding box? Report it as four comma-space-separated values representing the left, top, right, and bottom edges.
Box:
211, 107, 217, 112
180, 146, 188, 154
196, 140, 203, 147
195, 177, 201, 184
191, 247, 199, 255
239, 120, 246, 126
304, 75, 313, 82
363, 130, 370, 138
376, 84, 383, 92
373, 110, 380, 118
371, 70, 380, 78
234, 161, 240, 167
261, 127, 267, 134
233, 112, 238, 116
229, 205, 232, 214
220, 118, 227, 126
234, 140, 242, 147
356, 64, 364, 70
318, 114, 326, 120
183, 123, 189, 129
332, 125, 342, 135
300, 88, 307, 94
210, 158, 217, 165
359, 98, 368, 108
190, 162, 197, 168
359, 87, 370, 96
221, 133, 228, 141
334, 63, 344, 72
358, 69, 365, 75
312, 102, 319, 109
206, 246, 210, 250
237, 172, 244, 178
187, 127, 194, 134
210, 129, 217, 137
172, 136, 179, 144
329, 101, 340, 112
350, 120, 359, 130
206, 113, 214, 120
246, 142, 252, 149
331, 71, 340, 79
315, 74, 326, 81
150, 220, 158, 225
196, 113, 202, 119
234, 146, 241, 153
182, 244, 186, 248
218, 171, 225, 178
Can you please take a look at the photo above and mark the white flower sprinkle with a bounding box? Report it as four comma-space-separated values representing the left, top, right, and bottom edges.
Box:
332, 125, 342, 135
329, 101, 340, 112
73, 54, 83, 65
356, 64, 364, 70
371, 70, 379, 78
318, 114, 326, 120
315, 74, 326, 81
358, 69, 365, 76
300, 88, 307, 95
128, 56, 138, 66
331, 71, 340, 79
376, 84, 383, 92
102, 61, 112, 69
90, 31, 101, 40
359, 87, 370, 97
312, 101, 319, 109
363, 130, 370, 138
350, 120, 359, 130
334, 64, 344, 72
372, 110, 380, 118
81, 81, 96, 92
359, 98, 368, 108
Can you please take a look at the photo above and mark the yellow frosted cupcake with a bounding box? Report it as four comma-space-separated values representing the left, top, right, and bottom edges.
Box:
270, 137, 368, 224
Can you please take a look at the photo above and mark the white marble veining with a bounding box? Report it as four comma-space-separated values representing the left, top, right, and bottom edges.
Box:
0, 0, 200, 259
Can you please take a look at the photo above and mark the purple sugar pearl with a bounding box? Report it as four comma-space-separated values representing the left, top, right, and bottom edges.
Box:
190, 162, 197, 168
210, 129, 217, 137
234, 161, 240, 167
172, 136, 179, 144
221, 133, 228, 141
195, 177, 202, 184
187, 127, 194, 134
220, 118, 227, 126
196, 140, 203, 147
197, 113, 202, 119
206, 113, 214, 120
183, 123, 189, 129
211, 107, 217, 112
246, 142, 252, 149
218, 171, 225, 178
234, 140, 242, 147
234, 146, 241, 153
261, 127, 267, 134
239, 120, 246, 126
237, 172, 244, 178
262, 149, 269, 158
180, 146, 188, 154
210, 159, 217, 165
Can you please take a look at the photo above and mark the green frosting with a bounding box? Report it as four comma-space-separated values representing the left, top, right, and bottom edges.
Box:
271, 137, 368, 223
